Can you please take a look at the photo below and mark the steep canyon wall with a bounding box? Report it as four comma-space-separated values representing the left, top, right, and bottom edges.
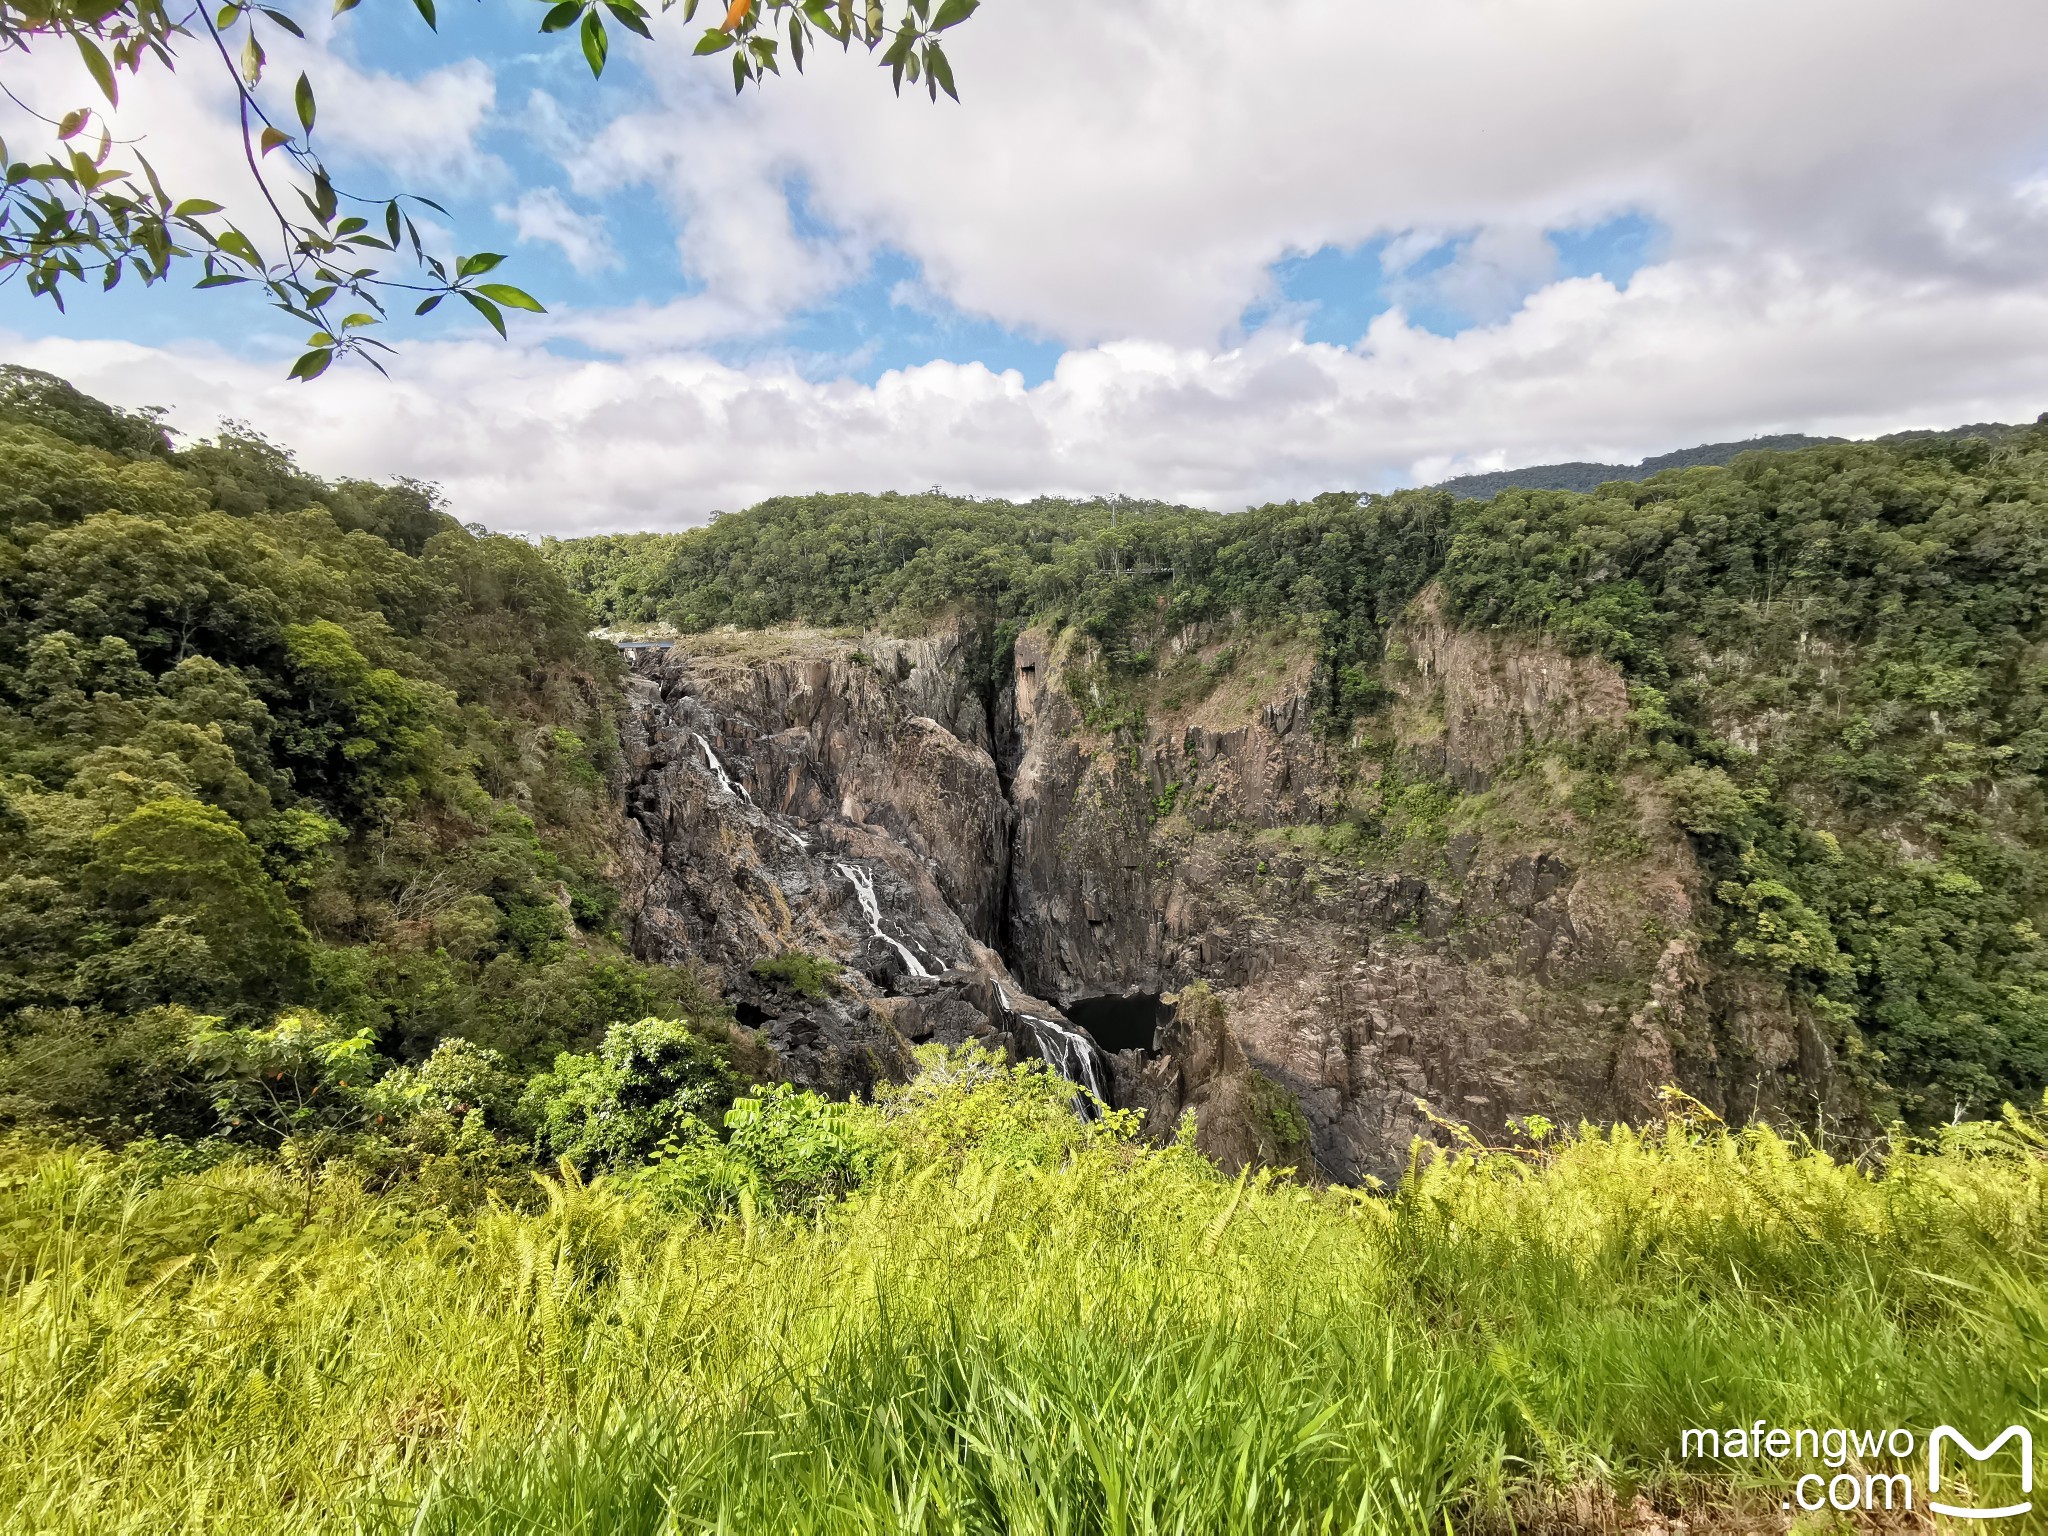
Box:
616, 599, 1848, 1182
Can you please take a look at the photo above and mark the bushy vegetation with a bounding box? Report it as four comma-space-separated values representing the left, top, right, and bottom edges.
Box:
4, 371, 2047, 1529
3, 1057, 2043, 1533
547, 427, 2048, 1121
0, 365, 731, 1158
750, 948, 843, 1000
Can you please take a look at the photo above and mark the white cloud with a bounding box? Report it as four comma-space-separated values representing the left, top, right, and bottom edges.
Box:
1390, 227, 1561, 329
0, 16, 501, 282
496, 187, 620, 274
10, 0, 2048, 527
310, 55, 500, 188
541, 0, 2048, 349
16, 251, 2048, 536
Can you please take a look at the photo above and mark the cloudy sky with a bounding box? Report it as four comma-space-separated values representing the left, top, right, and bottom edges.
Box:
6, 0, 2048, 535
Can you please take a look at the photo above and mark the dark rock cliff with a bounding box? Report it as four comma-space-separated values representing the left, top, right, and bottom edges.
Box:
615, 604, 1850, 1183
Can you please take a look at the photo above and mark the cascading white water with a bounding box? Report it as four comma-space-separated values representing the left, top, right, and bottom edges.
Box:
836, 862, 934, 979
693, 733, 752, 803
995, 983, 1111, 1112
694, 729, 814, 851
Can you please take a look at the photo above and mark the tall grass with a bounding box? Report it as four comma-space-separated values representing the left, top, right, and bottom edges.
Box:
2, 1100, 2044, 1533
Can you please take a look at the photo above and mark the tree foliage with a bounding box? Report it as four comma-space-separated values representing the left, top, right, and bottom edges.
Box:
0, 364, 726, 1152
547, 426, 2048, 1118
0, 0, 982, 374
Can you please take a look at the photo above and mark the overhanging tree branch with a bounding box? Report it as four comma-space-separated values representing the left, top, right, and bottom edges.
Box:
0, 0, 981, 377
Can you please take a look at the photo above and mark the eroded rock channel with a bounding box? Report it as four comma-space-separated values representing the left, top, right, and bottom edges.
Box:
616, 606, 1849, 1183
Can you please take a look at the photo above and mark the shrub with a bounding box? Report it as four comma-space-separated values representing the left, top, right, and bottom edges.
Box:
750, 950, 843, 1001
724, 1083, 880, 1207
876, 1043, 1139, 1169
1246, 1070, 1312, 1166
520, 1016, 736, 1171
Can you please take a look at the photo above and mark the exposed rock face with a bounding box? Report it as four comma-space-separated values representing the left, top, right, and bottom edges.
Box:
616, 604, 1850, 1184
616, 629, 1077, 1097
1393, 588, 1632, 788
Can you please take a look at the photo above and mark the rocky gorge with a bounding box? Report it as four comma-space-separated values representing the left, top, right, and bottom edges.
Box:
613, 592, 1850, 1184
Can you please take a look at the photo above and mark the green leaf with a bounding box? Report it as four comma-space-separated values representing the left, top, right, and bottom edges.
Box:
926, 41, 955, 100
56, 110, 89, 142
261, 7, 306, 36
606, 1, 653, 40
411, 0, 436, 28
288, 347, 334, 381
540, 0, 582, 32
76, 37, 118, 104
332, 0, 362, 14
195, 273, 250, 288
414, 293, 444, 315
258, 125, 292, 155
172, 198, 225, 217
456, 251, 505, 278
580, 10, 609, 75
217, 229, 264, 265
932, 0, 976, 28
341, 312, 377, 328
240, 32, 265, 87
294, 73, 316, 132
385, 200, 401, 243
461, 289, 507, 337
694, 27, 734, 53
473, 282, 545, 313
215, 4, 241, 26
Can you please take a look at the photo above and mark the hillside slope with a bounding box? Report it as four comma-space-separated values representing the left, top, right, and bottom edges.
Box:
0, 366, 720, 1152
552, 429, 2048, 1131
1429, 419, 2035, 499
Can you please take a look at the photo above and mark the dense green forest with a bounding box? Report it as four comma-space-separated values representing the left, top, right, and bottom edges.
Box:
1427, 422, 2031, 499
549, 430, 2048, 1119
1431, 431, 1846, 498
0, 365, 749, 1193
3, 367, 2046, 1531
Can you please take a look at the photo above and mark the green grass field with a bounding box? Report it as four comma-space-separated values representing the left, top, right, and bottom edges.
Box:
3, 1071, 2044, 1533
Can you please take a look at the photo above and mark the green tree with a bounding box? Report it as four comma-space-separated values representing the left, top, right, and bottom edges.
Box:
521, 1015, 738, 1170
82, 796, 312, 1009
0, 0, 983, 375
277, 620, 452, 821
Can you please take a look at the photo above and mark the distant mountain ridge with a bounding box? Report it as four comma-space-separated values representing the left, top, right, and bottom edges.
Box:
1432, 421, 2034, 499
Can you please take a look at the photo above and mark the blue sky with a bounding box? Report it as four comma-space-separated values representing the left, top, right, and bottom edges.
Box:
0, 7, 1664, 390
6, 0, 2048, 535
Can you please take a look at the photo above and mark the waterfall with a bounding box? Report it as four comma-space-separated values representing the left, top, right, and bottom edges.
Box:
692, 733, 752, 803
693, 729, 812, 851
996, 983, 1111, 1113
836, 862, 934, 979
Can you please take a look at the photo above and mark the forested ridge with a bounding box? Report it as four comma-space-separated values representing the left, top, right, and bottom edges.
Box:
0, 365, 742, 1188
550, 426, 2048, 1119
3, 369, 2047, 1533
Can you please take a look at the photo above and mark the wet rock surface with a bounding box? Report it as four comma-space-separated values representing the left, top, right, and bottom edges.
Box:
614, 610, 1849, 1183
615, 629, 1091, 1098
